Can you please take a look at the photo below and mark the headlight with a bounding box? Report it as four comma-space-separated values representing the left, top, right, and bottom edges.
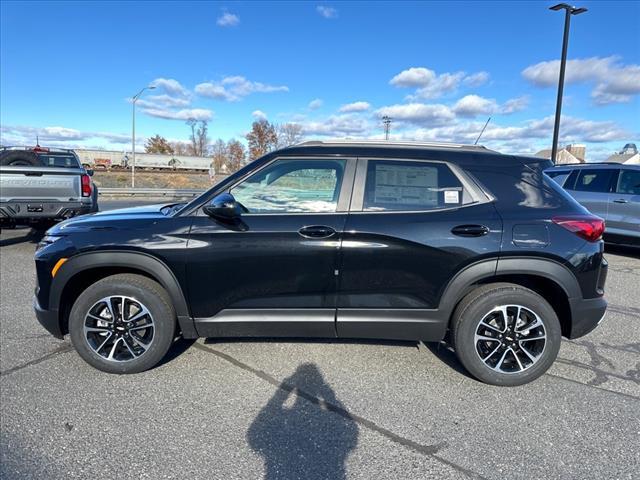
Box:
37, 235, 64, 250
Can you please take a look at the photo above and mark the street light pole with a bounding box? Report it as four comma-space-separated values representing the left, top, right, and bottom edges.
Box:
131, 85, 156, 187
549, 3, 587, 164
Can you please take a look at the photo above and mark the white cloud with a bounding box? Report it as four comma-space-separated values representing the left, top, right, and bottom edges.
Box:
150, 78, 190, 97
1, 125, 135, 147
339, 101, 371, 113
452, 95, 529, 117
140, 107, 213, 121
195, 76, 289, 102
316, 6, 338, 18
217, 12, 239, 27
390, 67, 436, 88
252, 110, 267, 120
463, 71, 490, 87
390, 67, 491, 100
522, 56, 640, 104
375, 103, 455, 126
308, 98, 323, 110
300, 114, 370, 137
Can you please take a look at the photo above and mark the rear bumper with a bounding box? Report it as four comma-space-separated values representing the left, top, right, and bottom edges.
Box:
33, 295, 63, 339
568, 296, 607, 339
0, 201, 91, 223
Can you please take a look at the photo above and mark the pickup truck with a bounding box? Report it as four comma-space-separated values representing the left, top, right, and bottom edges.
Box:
0, 146, 98, 230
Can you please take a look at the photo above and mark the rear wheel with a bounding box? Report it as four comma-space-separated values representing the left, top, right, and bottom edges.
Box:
69, 274, 176, 373
452, 283, 561, 386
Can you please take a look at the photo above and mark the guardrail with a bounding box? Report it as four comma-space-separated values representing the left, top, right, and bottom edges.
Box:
99, 188, 204, 197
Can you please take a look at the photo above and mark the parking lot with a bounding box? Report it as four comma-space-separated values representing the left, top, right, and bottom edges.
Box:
1, 200, 639, 480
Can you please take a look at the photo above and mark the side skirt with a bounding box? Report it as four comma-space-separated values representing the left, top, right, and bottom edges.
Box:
337, 309, 447, 341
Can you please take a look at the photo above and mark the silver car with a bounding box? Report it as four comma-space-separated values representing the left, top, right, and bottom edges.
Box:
545, 163, 640, 246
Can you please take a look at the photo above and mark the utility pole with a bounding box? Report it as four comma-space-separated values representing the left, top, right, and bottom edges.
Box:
549, 3, 587, 164
131, 84, 156, 187
382, 116, 392, 141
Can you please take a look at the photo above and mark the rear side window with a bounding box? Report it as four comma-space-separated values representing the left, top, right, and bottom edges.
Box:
545, 170, 570, 186
616, 169, 640, 195
363, 160, 467, 211
574, 169, 614, 193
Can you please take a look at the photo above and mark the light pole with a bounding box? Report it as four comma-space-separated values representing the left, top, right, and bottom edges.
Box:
549, 3, 587, 164
131, 85, 156, 187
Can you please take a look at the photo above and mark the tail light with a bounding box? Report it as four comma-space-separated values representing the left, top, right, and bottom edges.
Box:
81, 174, 92, 197
552, 215, 605, 242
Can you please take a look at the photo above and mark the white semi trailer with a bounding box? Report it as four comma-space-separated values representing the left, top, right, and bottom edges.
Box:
74, 149, 212, 171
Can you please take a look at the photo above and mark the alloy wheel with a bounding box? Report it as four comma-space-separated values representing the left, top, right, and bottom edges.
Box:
474, 305, 547, 374
83, 296, 155, 362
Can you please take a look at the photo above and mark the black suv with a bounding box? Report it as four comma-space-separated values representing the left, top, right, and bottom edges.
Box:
34, 141, 608, 386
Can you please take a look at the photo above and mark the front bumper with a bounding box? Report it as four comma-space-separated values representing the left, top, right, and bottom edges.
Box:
33, 295, 63, 339
568, 296, 607, 339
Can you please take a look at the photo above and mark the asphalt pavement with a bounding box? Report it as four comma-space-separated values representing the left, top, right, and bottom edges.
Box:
1, 199, 639, 479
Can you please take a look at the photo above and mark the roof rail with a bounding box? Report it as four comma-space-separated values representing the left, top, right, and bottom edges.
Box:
0, 145, 76, 153
293, 139, 489, 150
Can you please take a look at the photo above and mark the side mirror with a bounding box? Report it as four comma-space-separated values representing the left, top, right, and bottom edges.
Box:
86, 169, 94, 177
203, 192, 243, 220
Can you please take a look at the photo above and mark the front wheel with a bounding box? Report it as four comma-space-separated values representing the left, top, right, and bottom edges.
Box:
452, 283, 561, 386
69, 274, 176, 373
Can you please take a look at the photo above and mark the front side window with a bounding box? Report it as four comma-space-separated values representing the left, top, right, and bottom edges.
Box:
616, 170, 640, 195
574, 169, 614, 193
231, 159, 346, 213
363, 160, 467, 211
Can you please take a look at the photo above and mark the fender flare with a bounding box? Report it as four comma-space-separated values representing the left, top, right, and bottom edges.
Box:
436, 256, 580, 321
50, 250, 196, 338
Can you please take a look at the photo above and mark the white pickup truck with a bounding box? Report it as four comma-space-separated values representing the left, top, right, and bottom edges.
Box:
0, 146, 98, 230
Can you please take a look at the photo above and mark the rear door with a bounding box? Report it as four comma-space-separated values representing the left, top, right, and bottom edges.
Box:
607, 168, 640, 239
569, 168, 616, 219
335, 157, 502, 341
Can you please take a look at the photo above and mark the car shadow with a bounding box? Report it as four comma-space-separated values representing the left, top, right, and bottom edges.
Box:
0, 228, 45, 247
246, 363, 359, 480
156, 337, 197, 368
605, 243, 640, 259
422, 341, 475, 380
204, 336, 419, 349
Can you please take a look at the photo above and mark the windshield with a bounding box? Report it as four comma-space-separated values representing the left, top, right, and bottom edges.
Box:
37, 154, 81, 168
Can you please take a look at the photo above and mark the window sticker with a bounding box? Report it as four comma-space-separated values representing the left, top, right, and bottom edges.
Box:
444, 190, 460, 204
374, 164, 438, 205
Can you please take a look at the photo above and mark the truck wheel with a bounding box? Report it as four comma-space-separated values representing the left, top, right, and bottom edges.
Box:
452, 283, 561, 386
0, 150, 41, 166
69, 274, 176, 374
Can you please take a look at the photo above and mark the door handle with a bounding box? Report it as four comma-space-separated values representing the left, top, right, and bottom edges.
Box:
451, 224, 490, 237
613, 199, 629, 204
298, 225, 336, 239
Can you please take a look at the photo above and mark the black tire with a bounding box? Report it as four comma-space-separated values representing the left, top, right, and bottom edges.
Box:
452, 283, 561, 386
69, 274, 176, 374
90, 184, 99, 213
0, 150, 41, 166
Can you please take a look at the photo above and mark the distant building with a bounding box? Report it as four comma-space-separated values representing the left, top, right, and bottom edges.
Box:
606, 143, 639, 165
535, 144, 586, 164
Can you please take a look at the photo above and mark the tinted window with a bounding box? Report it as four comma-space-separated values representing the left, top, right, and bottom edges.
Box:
545, 171, 570, 186
37, 154, 80, 168
363, 160, 465, 211
574, 169, 614, 193
616, 170, 640, 195
231, 159, 345, 213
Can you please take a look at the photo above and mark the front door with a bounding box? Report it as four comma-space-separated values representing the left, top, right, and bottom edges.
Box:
336, 158, 502, 340
186, 157, 355, 338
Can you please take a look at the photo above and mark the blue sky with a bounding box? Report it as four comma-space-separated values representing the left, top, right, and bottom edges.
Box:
1, 0, 638, 160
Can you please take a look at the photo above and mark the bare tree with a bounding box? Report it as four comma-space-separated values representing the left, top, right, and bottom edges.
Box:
170, 141, 191, 155
246, 119, 278, 159
211, 139, 228, 174
277, 123, 304, 148
227, 139, 246, 172
186, 118, 198, 155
